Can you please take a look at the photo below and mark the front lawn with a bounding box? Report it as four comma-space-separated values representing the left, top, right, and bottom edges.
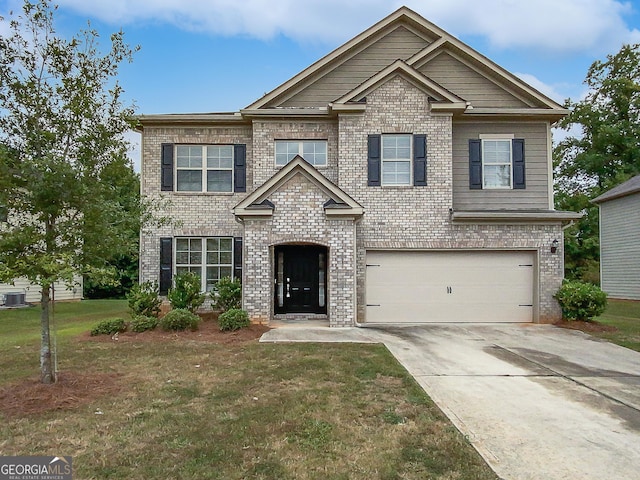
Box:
592, 299, 640, 352
0, 300, 497, 480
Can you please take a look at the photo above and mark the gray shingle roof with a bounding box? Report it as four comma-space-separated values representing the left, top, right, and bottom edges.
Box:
592, 175, 640, 203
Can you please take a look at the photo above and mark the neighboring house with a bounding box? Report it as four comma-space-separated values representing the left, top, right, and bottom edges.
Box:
138, 7, 581, 326
0, 278, 83, 306
592, 175, 640, 300
0, 208, 83, 306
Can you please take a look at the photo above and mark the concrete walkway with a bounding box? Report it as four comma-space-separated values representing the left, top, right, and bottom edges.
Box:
260, 324, 640, 480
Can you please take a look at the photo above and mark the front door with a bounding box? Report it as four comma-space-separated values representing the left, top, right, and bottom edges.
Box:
274, 245, 327, 314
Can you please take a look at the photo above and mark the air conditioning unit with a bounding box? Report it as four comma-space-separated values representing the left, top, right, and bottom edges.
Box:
4, 292, 26, 307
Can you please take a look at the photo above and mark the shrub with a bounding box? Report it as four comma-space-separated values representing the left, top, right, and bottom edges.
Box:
167, 272, 206, 313
218, 308, 250, 332
130, 315, 159, 333
127, 281, 161, 318
554, 280, 607, 321
90, 318, 127, 336
211, 276, 242, 312
160, 308, 200, 331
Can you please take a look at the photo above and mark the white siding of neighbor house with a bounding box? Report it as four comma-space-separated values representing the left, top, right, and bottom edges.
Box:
599, 194, 640, 300
0, 277, 83, 304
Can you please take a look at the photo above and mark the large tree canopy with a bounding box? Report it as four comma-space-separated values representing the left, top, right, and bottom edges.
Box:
0, 0, 139, 383
554, 43, 640, 282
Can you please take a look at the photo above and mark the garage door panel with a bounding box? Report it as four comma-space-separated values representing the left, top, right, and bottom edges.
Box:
366, 251, 534, 323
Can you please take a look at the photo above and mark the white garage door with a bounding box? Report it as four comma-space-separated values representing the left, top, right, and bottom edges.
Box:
365, 251, 535, 323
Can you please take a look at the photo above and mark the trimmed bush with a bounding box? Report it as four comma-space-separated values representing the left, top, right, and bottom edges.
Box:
130, 315, 159, 333
554, 280, 607, 321
90, 318, 127, 336
218, 308, 250, 332
127, 281, 161, 318
211, 276, 242, 312
168, 272, 206, 313
160, 308, 200, 332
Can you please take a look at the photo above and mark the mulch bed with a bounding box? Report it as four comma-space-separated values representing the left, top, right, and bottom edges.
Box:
554, 320, 618, 333
77, 319, 271, 345
0, 371, 123, 418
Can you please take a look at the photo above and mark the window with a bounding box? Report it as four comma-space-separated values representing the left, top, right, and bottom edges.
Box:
176, 145, 233, 192
275, 140, 327, 167
175, 237, 233, 292
382, 135, 411, 185
469, 137, 525, 190
482, 139, 512, 189
367, 134, 427, 187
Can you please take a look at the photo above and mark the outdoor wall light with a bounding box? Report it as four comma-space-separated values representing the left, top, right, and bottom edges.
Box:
550, 239, 559, 254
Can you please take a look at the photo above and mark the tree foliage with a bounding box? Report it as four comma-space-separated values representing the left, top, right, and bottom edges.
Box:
554, 43, 640, 282
0, 0, 139, 383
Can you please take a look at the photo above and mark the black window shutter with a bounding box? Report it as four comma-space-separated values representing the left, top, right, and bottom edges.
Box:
234, 144, 247, 193
233, 237, 243, 283
161, 143, 174, 191
512, 138, 526, 189
469, 139, 482, 189
159, 237, 173, 295
413, 134, 427, 186
367, 135, 381, 186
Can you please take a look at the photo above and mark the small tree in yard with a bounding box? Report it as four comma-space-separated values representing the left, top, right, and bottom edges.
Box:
0, 1, 140, 383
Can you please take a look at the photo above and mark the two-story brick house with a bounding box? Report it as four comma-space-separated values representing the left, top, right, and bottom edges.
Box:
138, 7, 580, 327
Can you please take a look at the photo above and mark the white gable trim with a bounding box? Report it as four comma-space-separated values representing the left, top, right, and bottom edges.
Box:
245, 6, 565, 114
330, 60, 466, 111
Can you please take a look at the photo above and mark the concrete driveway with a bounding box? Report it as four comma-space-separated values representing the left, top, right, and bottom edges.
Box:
261, 323, 640, 480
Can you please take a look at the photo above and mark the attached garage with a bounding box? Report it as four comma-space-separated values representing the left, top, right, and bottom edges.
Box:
365, 250, 535, 323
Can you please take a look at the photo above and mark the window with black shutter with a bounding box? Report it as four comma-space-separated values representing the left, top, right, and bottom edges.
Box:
469, 137, 525, 190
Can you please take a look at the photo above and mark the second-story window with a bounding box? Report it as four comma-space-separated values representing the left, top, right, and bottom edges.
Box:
482, 139, 512, 189
176, 145, 233, 192
382, 134, 412, 185
275, 140, 327, 167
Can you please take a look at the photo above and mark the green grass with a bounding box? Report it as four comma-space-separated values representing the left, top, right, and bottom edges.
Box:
0, 300, 498, 480
593, 299, 640, 352
0, 299, 129, 347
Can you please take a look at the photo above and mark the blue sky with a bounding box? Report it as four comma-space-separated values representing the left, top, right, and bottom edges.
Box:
2, 0, 640, 169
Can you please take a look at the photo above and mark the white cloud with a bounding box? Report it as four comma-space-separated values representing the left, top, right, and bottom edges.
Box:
422, 0, 640, 54
53, 0, 640, 54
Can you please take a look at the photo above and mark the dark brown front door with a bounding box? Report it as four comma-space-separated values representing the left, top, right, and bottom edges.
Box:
274, 245, 327, 314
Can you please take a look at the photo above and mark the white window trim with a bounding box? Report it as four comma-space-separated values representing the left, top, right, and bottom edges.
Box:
480, 136, 513, 190
274, 140, 328, 167
174, 237, 234, 292
175, 145, 234, 193
381, 134, 412, 186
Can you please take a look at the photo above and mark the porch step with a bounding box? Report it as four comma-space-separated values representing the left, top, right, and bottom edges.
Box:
271, 314, 329, 327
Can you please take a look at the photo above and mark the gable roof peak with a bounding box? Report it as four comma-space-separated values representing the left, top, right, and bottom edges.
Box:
331, 59, 466, 110
245, 6, 564, 114
245, 6, 448, 110
234, 156, 363, 218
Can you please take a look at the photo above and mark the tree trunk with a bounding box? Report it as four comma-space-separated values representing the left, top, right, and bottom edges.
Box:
40, 284, 55, 384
